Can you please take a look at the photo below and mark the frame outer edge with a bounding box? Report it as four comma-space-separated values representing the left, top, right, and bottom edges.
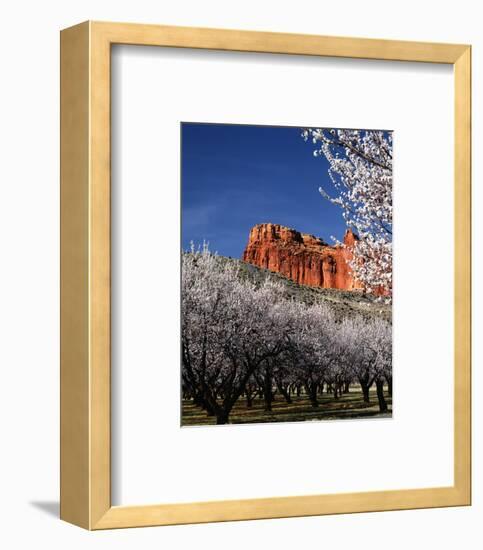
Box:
453, 46, 471, 504
91, 20, 468, 63
93, 486, 462, 529
60, 21, 91, 529
60, 21, 472, 530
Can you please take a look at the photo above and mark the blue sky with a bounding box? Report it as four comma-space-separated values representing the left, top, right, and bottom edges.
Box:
181, 122, 347, 258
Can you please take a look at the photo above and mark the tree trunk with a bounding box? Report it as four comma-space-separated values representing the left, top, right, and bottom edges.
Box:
276, 381, 292, 404
386, 375, 393, 397
195, 394, 216, 416
376, 379, 388, 412
216, 411, 230, 425
306, 383, 319, 407
358, 369, 375, 404
361, 383, 370, 403
281, 388, 292, 404
261, 367, 274, 411
263, 383, 273, 411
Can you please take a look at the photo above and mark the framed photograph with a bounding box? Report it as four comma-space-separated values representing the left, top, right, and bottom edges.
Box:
180, 121, 393, 427
60, 21, 471, 529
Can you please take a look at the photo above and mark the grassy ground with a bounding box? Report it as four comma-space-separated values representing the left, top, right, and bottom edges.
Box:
181, 387, 392, 426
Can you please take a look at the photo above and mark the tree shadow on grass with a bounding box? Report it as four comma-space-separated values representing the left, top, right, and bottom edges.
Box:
182, 392, 392, 426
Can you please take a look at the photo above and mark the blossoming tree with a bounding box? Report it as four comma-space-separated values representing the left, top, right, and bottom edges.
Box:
182, 245, 392, 422
303, 128, 393, 300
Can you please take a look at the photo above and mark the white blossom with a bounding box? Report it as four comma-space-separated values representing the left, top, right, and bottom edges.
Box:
303, 128, 393, 301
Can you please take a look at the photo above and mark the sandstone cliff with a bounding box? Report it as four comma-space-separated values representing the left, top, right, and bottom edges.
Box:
242, 223, 362, 291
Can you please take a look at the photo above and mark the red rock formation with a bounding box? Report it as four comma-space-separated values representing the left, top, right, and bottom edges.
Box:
242, 223, 362, 291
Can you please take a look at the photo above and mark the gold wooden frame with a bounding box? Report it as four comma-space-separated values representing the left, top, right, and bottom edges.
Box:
60, 21, 471, 530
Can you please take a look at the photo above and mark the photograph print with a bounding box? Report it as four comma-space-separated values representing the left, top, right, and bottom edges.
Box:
181, 122, 392, 426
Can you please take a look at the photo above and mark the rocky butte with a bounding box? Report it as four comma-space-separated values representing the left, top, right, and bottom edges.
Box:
242, 223, 362, 291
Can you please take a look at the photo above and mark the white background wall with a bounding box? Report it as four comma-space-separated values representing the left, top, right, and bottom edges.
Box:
0, 1, 480, 548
